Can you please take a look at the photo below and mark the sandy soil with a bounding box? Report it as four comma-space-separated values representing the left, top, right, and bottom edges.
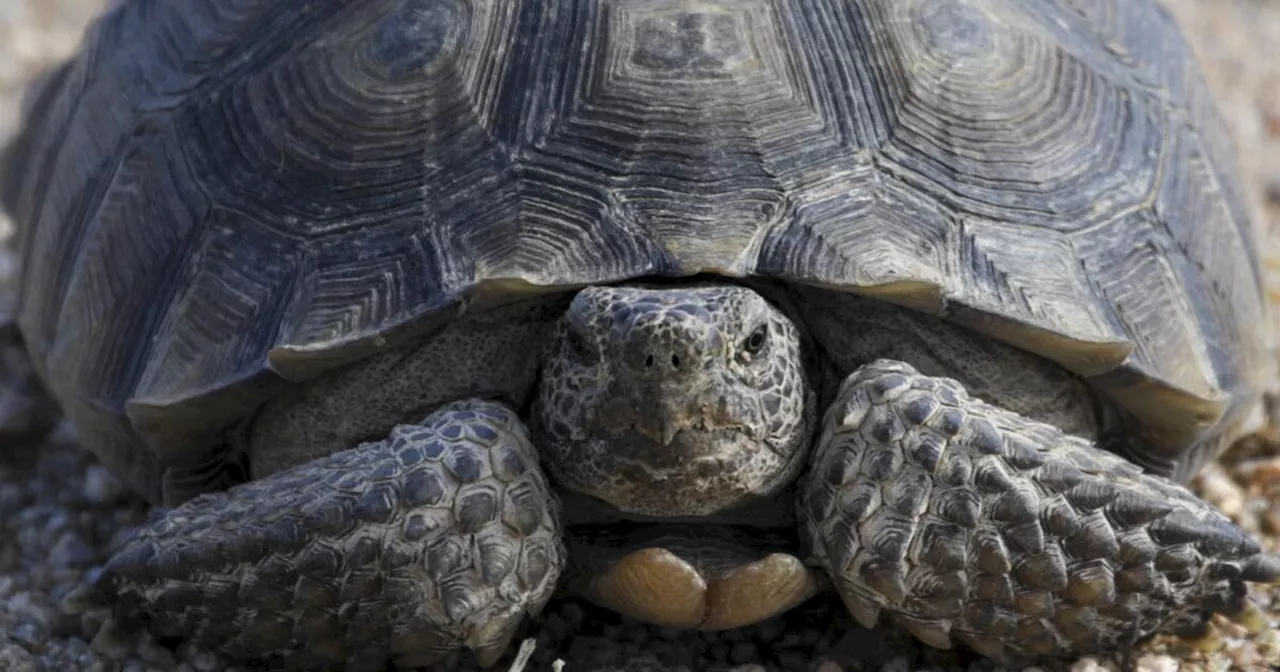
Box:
2, 2, 1280, 671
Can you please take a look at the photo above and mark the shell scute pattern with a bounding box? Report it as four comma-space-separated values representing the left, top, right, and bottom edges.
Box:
3, 1, 1264, 501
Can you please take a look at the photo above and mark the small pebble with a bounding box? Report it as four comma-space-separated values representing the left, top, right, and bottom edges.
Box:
82, 465, 125, 506
1069, 659, 1108, 672
1204, 652, 1234, 672
182, 646, 229, 672
1182, 627, 1226, 654
1194, 464, 1246, 520
1213, 616, 1248, 641
11, 622, 43, 653
1230, 601, 1271, 635
778, 650, 808, 670
729, 641, 757, 664
881, 657, 911, 672
136, 638, 176, 667
48, 531, 97, 569
1257, 628, 1280, 655
1134, 654, 1179, 672
0, 644, 38, 672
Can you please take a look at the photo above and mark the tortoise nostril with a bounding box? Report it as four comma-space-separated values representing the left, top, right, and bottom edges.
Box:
640, 352, 685, 370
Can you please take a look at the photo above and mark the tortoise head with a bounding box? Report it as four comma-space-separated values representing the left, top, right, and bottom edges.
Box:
531, 283, 816, 518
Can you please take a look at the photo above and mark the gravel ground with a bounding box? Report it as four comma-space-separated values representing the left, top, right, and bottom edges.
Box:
3, 1, 1280, 671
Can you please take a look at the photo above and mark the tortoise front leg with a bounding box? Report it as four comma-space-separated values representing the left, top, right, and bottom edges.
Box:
90, 399, 564, 671
801, 360, 1280, 661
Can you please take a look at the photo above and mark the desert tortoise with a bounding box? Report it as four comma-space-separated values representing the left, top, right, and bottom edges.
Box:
3, 0, 1279, 669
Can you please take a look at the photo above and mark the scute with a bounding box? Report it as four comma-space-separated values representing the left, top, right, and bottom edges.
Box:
1, 0, 1266, 502
369, 0, 468, 76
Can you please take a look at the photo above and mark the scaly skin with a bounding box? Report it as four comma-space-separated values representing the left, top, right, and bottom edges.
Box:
531, 284, 816, 518
94, 399, 564, 671
85, 284, 1280, 669
801, 360, 1280, 661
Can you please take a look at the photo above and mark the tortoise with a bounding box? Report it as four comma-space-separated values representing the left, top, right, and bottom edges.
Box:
3, 0, 1279, 669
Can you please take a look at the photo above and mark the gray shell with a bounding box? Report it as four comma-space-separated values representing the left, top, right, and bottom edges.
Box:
2, 0, 1268, 503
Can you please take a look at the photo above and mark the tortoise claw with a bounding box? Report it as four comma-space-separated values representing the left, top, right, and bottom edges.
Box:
583, 544, 822, 631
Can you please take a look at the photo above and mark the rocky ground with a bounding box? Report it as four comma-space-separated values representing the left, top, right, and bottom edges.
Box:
3, 1, 1280, 671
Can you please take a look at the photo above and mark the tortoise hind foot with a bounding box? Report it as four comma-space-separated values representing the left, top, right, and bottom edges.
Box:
800, 359, 1279, 662
93, 398, 565, 671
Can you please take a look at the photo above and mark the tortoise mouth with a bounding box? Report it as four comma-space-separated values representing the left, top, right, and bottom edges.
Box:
608, 426, 751, 470
557, 428, 796, 519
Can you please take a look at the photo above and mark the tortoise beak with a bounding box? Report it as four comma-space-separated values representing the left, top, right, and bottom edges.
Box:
632, 401, 684, 447
603, 387, 695, 447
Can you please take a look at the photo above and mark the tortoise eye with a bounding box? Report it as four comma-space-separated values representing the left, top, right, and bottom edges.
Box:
741, 324, 768, 356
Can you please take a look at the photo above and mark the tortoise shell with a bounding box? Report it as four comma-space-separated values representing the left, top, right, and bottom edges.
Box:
1, 0, 1267, 503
